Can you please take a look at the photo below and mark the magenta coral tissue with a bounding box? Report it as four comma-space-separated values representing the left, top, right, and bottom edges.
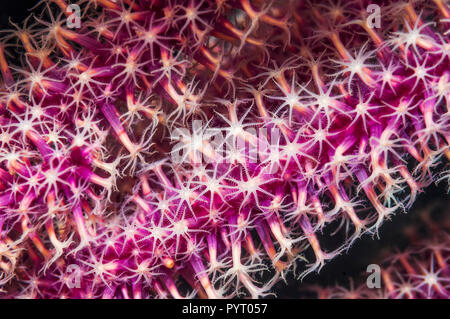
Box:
0, 0, 449, 299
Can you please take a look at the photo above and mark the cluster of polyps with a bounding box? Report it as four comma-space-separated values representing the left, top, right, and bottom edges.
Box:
0, 0, 448, 298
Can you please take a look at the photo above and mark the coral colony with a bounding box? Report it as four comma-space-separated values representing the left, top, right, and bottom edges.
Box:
0, 0, 448, 299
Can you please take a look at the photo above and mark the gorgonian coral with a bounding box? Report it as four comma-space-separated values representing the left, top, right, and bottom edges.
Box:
0, 0, 448, 298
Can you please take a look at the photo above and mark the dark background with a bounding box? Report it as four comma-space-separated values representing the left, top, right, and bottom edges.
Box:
1, 0, 449, 299
0, 1, 39, 30
274, 184, 449, 297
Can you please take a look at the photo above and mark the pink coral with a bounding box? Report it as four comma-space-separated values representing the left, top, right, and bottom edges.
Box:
0, 0, 448, 298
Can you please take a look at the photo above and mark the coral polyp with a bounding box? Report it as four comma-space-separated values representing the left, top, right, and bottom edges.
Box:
0, 0, 448, 298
